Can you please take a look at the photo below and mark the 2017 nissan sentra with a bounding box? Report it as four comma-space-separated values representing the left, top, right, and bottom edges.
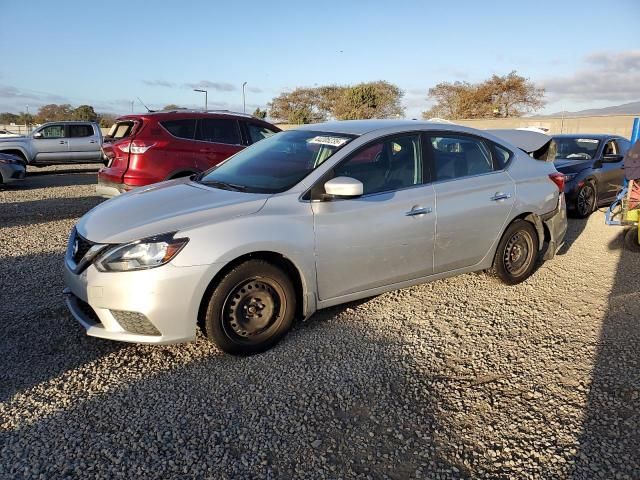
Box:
63, 120, 567, 355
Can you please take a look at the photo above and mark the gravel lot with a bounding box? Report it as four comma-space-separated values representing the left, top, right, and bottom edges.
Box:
1, 166, 639, 479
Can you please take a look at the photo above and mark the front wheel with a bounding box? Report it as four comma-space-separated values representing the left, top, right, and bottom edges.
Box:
575, 182, 596, 218
489, 219, 539, 285
203, 260, 296, 355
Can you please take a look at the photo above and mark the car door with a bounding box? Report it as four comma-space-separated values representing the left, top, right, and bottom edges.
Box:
31, 124, 69, 163
427, 134, 515, 273
598, 138, 625, 201
312, 133, 436, 300
66, 124, 101, 162
193, 118, 244, 170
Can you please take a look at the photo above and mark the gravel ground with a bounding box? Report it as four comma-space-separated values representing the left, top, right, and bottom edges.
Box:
1, 165, 639, 479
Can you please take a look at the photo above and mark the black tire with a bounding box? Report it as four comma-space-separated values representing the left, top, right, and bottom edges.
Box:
624, 228, 640, 252
489, 219, 539, 285
575, 182, 597, 218
203, 260, 296, 355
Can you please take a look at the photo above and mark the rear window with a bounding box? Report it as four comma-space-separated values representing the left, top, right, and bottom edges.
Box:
196, 118, 240, 145
107, 121, 136, 140
68, 124, 94, 138
161, 119, 196, 139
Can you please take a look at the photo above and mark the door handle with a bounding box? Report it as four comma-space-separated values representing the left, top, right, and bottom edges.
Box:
490, 193, 512, 201
59, 141, 67, 144
89, 140, 97, 144
405, 206, 432, 216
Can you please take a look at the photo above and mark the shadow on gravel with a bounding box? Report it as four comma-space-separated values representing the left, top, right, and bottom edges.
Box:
0, 300, 463, 479
570, 228, 640, 478
0, 251, 124, 402
0, 196, 103, 228
557, 218, 589, 255
0, 169, 99, 191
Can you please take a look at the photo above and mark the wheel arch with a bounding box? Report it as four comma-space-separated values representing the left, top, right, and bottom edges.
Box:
0, 148, 28, 163
197, 251, 307, 333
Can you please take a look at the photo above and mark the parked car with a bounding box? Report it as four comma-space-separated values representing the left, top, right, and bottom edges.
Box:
97, 111, 281, 198
64, 120, 567, 355
0, 129, 20, 138
549, 134, 630, 217
0, 152, 26, 185
0, 121, 103, 166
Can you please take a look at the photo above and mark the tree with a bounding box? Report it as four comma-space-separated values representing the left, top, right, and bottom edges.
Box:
97, 113, 117, 128
268, 81, 404, 123
163, 104, 182, 110
252, 107, 267, 119
73, 104, 98, 122
35, 104, 74, 123
0, 112, 19, 124
16, 112, 34, 125
332, 81, 404, 120
422, 71, 545, 120
268, 87, 330, 124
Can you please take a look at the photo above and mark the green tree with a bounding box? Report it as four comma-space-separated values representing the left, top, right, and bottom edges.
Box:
252, 107, 267, 119
35, 104, 74, 123
17, 112, 34, 125
268, 87, 333, 124
74, 104, 98, 122
332, 81, 405, 120
97, 113, 117, 128
163, 104, 182, 110
0, 112, 19, 124
422, 71, 545, 120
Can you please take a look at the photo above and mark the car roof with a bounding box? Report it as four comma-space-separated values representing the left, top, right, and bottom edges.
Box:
551, 133, 614, 140
294, 119, 433, 135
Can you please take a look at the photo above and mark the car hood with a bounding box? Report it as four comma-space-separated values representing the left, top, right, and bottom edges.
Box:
554, 159, 593, 173
77, 179, 270, 244
0, 136, 26, 143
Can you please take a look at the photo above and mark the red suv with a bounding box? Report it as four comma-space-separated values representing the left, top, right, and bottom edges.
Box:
97, 111, 281, 197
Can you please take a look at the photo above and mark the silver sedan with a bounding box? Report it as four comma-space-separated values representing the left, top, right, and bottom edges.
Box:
64, 120, 567, 355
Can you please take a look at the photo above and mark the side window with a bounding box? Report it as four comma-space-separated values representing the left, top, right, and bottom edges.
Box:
603, 140, 617, 156
247, 124, 277, 144
333, 134, 422, 195
68, 124, 94, 138
428, 135, 494, 181
39, 124, 65, 138
492, 143, 513, 169
161, 119, 196, 140
196, 119, 240, 145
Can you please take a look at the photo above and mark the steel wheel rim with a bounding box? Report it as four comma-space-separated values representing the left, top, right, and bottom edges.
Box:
503, 230, 534, 276
577, 185, 595, 216
222, 277, 286, 343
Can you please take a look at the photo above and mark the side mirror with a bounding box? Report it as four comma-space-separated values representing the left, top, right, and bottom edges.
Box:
602, 154, 623, 163
33, 132, 43, 139
324, 176, 363, 198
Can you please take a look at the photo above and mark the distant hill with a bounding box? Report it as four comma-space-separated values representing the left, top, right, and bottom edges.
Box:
539, 101, 640, 117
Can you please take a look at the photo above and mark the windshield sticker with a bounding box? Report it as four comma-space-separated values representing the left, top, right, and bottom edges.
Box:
307, 136, 349, 147
577, 139, 599, 143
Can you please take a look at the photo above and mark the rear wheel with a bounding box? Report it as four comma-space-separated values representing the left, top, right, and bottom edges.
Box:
203, 260, 296, 355
575, 182, 596, 218
489, 219, 539, 285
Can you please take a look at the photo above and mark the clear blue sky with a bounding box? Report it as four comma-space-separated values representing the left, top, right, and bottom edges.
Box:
1, 0, 639, 118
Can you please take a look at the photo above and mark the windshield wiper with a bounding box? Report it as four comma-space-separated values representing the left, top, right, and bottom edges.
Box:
199, 179, 247, 192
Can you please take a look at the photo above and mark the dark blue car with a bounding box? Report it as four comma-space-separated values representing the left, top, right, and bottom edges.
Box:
551, 134, 631, 217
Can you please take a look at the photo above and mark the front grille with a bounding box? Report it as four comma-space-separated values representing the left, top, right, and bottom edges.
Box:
111, 310, 161, 336
74, 296, 101, 325
73, 233, 94, 264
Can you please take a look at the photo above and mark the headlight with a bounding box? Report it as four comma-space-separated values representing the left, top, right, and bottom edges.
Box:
563, 173, 578, 182
95, 233, 188, 272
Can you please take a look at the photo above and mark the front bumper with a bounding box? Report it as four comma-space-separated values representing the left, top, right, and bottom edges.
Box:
0, 163, 26, 184
541, 193, 568, 260
63, 258, 221, 344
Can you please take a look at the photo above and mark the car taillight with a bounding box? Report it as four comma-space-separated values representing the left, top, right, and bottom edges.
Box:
549, 172, 565, 192
117, 140, 155, 154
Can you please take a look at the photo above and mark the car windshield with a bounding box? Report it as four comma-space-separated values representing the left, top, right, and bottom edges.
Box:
197, 130, 355, 193
551, 137, 601, 160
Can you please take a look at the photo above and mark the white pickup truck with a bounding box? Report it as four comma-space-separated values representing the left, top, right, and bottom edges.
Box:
0, 121, 103, 166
